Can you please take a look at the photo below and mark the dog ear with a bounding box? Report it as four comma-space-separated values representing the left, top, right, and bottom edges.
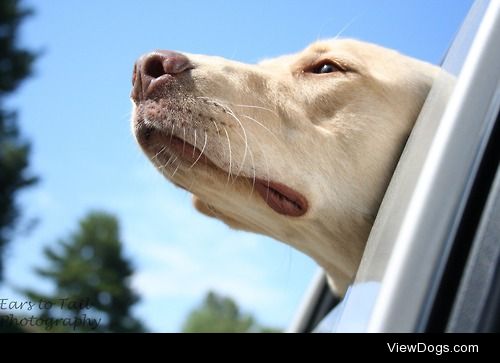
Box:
192, 195, 252, 232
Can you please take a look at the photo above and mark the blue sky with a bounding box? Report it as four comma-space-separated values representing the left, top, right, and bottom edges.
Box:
1, 0, 473, 332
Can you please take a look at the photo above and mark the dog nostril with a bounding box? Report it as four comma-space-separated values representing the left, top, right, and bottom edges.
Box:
132, 50, 193, 102
144, 56, 166, 79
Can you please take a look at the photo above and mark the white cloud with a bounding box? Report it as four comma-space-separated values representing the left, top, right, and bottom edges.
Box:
130, 239, 287, 309
131, 266, 286, 308
137, 242, 201, 274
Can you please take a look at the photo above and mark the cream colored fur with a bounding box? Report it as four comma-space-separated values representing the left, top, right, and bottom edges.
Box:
132, 39, 439, 295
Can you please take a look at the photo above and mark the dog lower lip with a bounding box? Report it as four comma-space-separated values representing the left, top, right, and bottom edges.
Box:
254, 180, 308, 217
139, 126, 210, 166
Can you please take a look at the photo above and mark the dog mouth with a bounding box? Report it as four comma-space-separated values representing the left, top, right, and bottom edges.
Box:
137, 125, 308, 217
253, 180, 308, 217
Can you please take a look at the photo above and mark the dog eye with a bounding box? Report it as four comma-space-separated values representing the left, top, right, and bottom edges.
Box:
317, 63, 336, 74
308, 61, 342, 74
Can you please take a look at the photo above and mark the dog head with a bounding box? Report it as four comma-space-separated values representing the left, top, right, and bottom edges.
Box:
131, 39, 438, 293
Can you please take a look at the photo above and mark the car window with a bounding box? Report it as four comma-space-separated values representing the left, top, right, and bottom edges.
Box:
295, 0, 500, 333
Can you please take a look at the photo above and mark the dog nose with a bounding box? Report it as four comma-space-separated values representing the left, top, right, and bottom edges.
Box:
131, 50, 193, 102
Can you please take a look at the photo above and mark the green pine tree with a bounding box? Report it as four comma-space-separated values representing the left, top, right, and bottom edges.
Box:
182, 291, 280, 333
25, 211, 146, 332
0, 0, 38, 281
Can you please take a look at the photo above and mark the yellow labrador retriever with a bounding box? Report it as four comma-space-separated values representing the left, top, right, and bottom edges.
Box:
131, 39, 438, 295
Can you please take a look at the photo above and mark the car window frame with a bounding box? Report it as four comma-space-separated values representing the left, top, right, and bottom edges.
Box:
289, 0, 500, 333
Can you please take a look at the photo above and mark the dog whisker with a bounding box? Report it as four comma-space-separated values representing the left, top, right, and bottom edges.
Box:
171, 161, 181, 177
245, 143, 257, 200
225, 108, 249, 180
241, 114, 281, 143
195, 97, 270, 186
333, 14, 362, 40
182, 127, 187, 156
167, 154, 176, 166
236, 95, 284, 133
232, 103, 280, 119
222, 125, 233, 186
151, 146, 167, 162
211, 118, 221, 135
193, 129, 197, 158
157, 154, 176, 172
190, 131, 208, 169
169, 122, 176, 144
